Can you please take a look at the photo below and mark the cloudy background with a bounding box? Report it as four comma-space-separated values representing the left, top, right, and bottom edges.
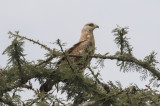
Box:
0, 0, 160, 100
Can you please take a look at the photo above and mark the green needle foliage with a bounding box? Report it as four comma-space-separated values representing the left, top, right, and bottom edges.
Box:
0, 26, 160, 106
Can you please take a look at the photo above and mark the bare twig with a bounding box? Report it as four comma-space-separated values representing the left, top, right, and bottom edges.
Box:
145, 85, 157, 95
8, 31, 52, 51
87, 66, 100, 84
57, 39, 74, 72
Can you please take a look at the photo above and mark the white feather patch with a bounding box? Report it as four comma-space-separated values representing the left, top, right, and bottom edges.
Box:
87, 35, 90, 38
79, 50, 83, 54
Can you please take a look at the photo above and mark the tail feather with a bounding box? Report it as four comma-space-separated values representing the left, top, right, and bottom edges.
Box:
40, 80, 55, 92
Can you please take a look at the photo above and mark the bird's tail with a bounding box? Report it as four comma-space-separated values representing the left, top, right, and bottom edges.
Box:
40, 79, 55, 92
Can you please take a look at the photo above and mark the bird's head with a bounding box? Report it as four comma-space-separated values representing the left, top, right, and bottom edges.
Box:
83, 22, 99, 32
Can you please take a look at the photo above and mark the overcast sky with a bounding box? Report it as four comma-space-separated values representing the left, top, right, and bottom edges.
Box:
0, 0, 160, 100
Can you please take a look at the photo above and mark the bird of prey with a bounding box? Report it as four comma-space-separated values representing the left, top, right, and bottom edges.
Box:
40, 22, 99, 92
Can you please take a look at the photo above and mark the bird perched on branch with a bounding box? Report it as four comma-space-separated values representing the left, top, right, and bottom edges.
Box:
40, 22, 99, 92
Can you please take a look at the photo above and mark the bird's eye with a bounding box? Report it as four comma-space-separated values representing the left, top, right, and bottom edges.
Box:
88, 24, 94, 27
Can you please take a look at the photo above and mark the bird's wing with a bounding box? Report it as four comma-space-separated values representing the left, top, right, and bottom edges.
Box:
57, 40, 87, 65
66, 40, 87, 54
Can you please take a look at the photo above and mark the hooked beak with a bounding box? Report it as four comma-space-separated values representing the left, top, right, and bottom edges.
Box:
94, 24, 99, 28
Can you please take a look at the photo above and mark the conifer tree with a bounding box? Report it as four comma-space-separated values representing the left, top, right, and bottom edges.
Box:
0, 27, 160, 106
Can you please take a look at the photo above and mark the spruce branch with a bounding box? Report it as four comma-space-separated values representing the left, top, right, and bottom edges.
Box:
144, 51, 159, 67
87, 66, 100, 84
68, 54, 160, 80
88, 66, 110, 93
14, 42, 24, 83
35, 49, 61, 67
3, 36, 25, 83
0, 97, 16, 106
112, 26, 132, 55
1, 27, 160, 105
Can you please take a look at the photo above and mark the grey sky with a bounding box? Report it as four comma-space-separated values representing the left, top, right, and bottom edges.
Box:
0, 0, 160, 100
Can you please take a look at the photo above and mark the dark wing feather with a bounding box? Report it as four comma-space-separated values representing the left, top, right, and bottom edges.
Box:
57, 40, 87, 65
66, 40, 87, 53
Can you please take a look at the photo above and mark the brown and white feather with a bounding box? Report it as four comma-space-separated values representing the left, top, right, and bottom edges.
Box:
40, 22, 99, 92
